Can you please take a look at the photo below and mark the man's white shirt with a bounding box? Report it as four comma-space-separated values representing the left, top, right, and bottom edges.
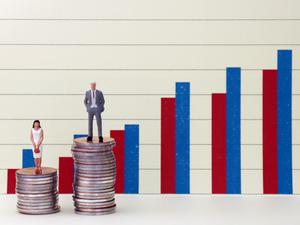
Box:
90, 89, 98, 108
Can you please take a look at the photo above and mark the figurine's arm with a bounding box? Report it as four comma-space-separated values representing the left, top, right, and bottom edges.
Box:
99, 91, 105, 112
84, 92, 88, 108
37, 129, 44, 147
30, 130, 35, 147
100, 92, 105, 106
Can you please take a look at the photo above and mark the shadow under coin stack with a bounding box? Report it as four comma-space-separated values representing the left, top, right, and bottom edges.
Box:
71, 137, 117, 215
16, 167, 60, 215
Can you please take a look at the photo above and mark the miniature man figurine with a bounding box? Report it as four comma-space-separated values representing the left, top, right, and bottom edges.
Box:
84, 82, 105, 143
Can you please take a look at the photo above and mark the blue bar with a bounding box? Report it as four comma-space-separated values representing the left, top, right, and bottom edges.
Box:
124, 124, 139, 194
73, 134, 88, 139
226, 67, 241, 194
175, 82, 190, 194
22, 149, 35, 168
277, 50, 293, 194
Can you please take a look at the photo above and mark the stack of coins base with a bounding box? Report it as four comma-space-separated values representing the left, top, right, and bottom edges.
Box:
71, 137, 116, 215
16, 167, 60, 215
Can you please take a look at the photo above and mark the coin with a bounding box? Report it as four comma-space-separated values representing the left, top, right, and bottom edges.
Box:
71, 137, 117, 215
16, 167, 60, 215
17, 205, 60, 215
74, 204, 116, 215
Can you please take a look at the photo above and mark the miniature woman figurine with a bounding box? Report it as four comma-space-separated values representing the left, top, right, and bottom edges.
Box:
30, 120, 44, 174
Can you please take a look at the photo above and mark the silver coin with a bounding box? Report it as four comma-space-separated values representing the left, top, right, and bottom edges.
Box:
17, 205, 60, 215
74, 204, 116, 215
17, 197, 58, 204
74, 182, 115, 188
17, 202, 58, 208
74, 175, 114, 181
16, 167, 59, 215
73, 189, 115, 194
76, 171, 116, 177
17, 191, 58, 198
74, 186, 114, 191
74, 193, 114, 199
16, 182, 57, 186
74, 164, 115, 171
76, 168, 114, 172
16, 185, 57, 190
73, 159, 115, 165
16, 176, 57, 181
74, 181, 115, 187
73, 137, 115, 147
71, 137, 117, 215
73, 186, 115, 193
74, 202, 115, 209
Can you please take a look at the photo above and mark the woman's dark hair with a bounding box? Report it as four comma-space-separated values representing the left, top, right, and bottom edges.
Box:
32, 120, 41, 128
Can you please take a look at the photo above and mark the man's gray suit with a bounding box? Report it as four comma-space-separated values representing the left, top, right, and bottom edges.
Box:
84, 89, 105, 137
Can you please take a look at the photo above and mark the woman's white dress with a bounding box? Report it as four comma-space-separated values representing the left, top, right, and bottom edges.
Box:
31, 128, 43, 158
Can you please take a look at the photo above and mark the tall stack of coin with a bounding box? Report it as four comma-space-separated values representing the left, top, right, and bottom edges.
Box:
16, 167, 60, 215
71, 137, 116, 215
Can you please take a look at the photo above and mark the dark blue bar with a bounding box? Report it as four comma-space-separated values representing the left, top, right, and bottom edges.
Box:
22, 149, 35, 168
277, 50, 293, 194
226, 67, 241, 194
73, 134, 88, 139
124, 124, 139, 194
175, 82, 190, 194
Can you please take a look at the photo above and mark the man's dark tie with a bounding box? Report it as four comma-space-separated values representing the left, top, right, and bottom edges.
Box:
93, 91, 95, 98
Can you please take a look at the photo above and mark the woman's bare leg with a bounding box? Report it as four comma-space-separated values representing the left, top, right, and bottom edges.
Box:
34, 158, 38, 174
37, 158, 42, 173
34, 158, 42, 174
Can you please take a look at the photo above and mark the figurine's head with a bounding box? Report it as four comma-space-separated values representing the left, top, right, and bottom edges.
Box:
32, 120, 41, 129
90, 82, 96, 90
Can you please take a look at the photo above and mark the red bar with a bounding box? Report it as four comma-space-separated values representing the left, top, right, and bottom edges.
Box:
212, 93, 226, 194
59, 157, 74, 194
110, 130, 125, 193
7, 169, 18, 194
263, 69, 278, 194
161, 98, 176, 193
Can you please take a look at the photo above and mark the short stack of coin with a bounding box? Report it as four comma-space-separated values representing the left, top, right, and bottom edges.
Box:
71, 137, 116, 215
16, 167, 60, 215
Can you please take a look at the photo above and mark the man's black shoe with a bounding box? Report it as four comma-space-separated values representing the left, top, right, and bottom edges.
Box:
99, 136, 103, 143
87, 136, 93, 142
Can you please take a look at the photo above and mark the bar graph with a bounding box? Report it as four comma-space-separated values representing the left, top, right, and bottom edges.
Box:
110, 130, 125, 193
6, 148, 34, 194
160, 83, 191, 194
3, 49, 297, 195
73, 134, 88, 139
58, 157, 73, 194
175, 82, 190, 194
226, 68, 241, 194
277, 50, 293, 194
7, 169, 18, 194
210, 68, 241, 194
263, 69, 278, 194
212, 93, 226, 194
161, 98, 176, 194
124, 125, 139, 194
22, 149, 35, 168
261, 50, 293, 194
